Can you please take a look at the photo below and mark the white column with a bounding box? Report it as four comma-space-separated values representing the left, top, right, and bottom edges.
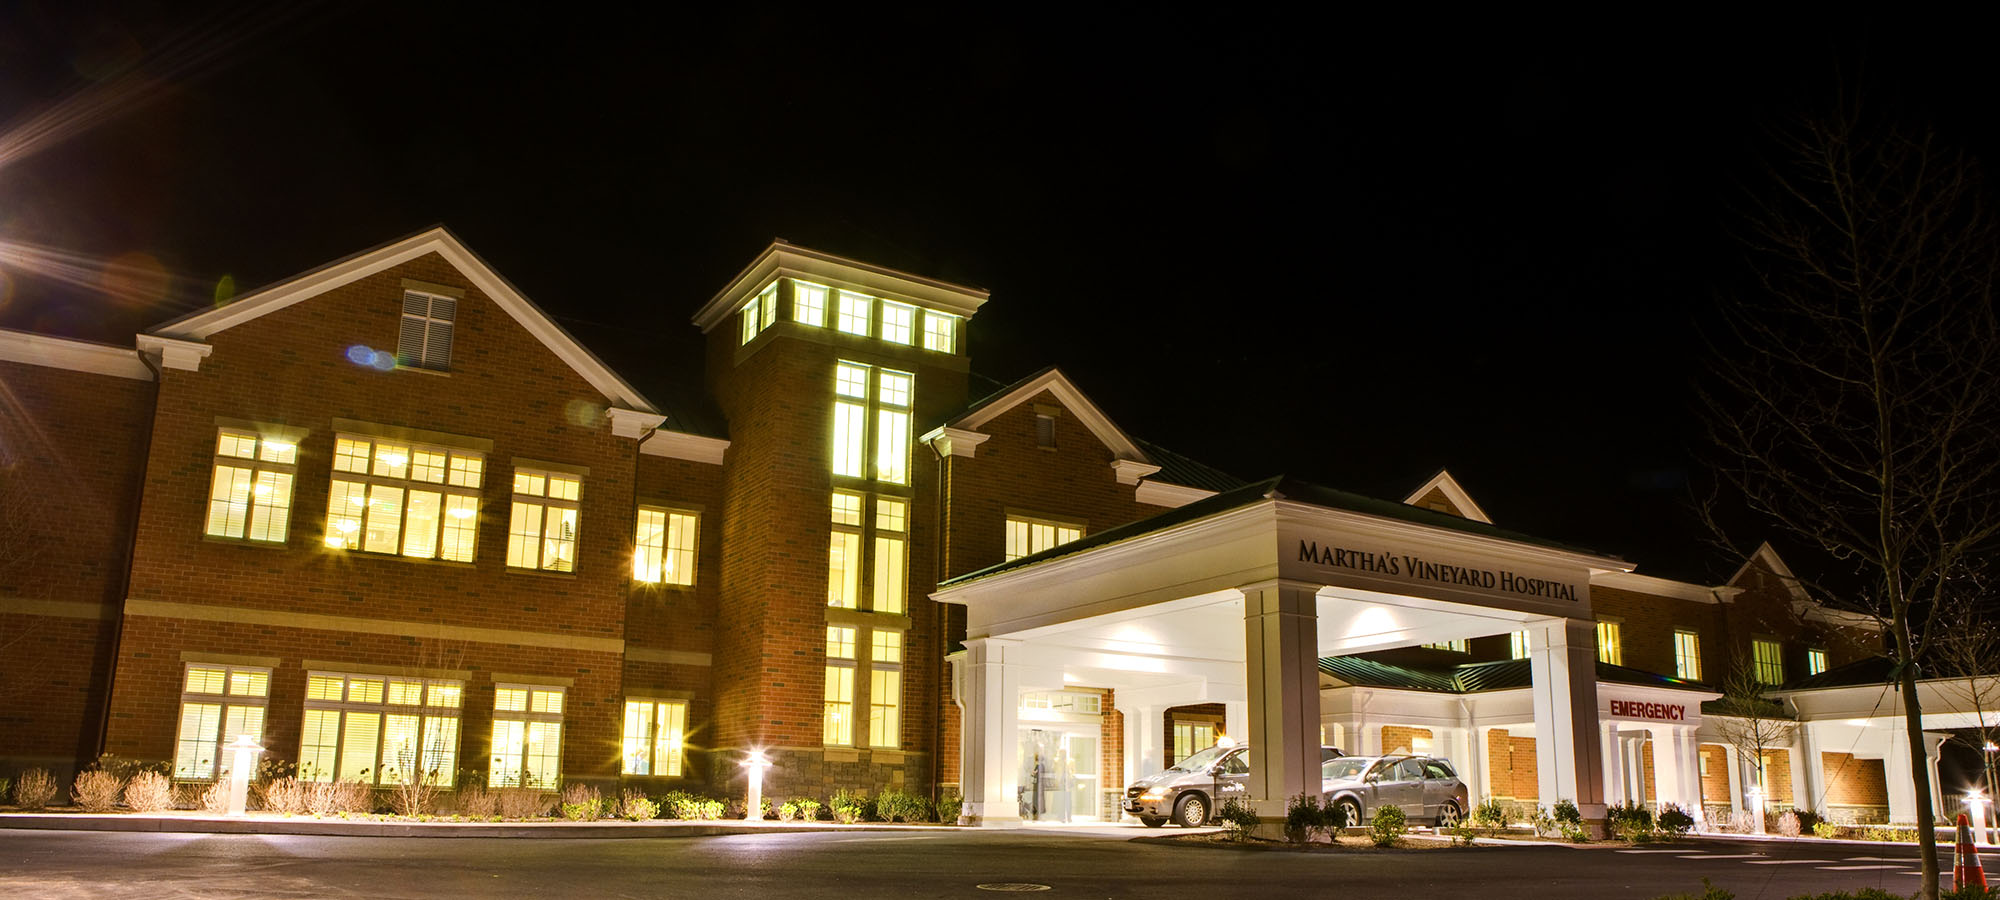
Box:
1241, 580, 1322, 817
1649, 725, 1689, 812
1795, 724, 1825, 816
1720, 744, 1743, 823
1119, 704, 1166, 792
1886, 716, 1919, 825
1457, 705, 1485, 805
1601, 722, 1626, 806
957, 637, 1023, 826
1529, 617, 1606, 818
1223, 700, 1249, 747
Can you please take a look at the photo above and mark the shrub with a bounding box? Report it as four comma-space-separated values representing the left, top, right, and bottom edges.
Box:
1284, 793, 1320, 843
618, 789, 657, 821
790, 798, 821, 822
496, 786, 552, 819
91, 754, 168, 781
303, 780, 372, 816
1470, 797, 1507, 830
1657, 803, 1696, 837
1552, 798, 1583, 827
72, 770, 125, 812
125, 772, 173, 813
658, 790, 701, 820
257, 777, 306, 815
1939, 888, 2000, 900
1607, 801, 1655, 842
1370, 804, 1406, 847
876, 789, 929, 823
1791, 808, 1823, 834
457, 785, 497, 819
1649, 877, 1734, 900
936, 788, 962, 824
13, 768, 59, 809
1775, 810, 1801, 837
1529, 804, 1557, 838
387, 765, 445, 818
777, 800, 799, 822
829, 788, 869, 824
1449, 821, 1478, 846
1811, 821, 1839, 840
1779, 891, 1906, 900
1213, 796, 1261, 839
559, 783, 601, 821
200, 781, 229, 814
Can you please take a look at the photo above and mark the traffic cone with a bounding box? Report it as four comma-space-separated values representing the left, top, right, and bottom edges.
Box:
1958, 812, 1988, 891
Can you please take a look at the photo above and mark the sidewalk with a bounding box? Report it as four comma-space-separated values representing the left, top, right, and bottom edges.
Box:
0, 811, 955, 839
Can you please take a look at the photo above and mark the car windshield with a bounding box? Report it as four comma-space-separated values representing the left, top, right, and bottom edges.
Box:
1321, 757, 1373, 781
1168, 745, 1232, 773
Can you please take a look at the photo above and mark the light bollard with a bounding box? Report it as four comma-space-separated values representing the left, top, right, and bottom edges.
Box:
1748, 787, 1766, 835
1969, 791, 1993, 846
742, 750, 773, 822
224, 735, 264, 816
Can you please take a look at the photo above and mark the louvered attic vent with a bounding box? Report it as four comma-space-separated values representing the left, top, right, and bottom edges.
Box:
398, 290, 456, 370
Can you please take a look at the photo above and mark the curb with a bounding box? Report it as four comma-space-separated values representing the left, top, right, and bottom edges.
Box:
0, 814, 955, 839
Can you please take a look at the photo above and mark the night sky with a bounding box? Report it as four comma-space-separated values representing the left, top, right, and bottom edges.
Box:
2, 6, 1989, 583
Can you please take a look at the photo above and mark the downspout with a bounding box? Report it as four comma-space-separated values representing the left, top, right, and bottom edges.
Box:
93, 351, 163, 765
927, 434, 950, 812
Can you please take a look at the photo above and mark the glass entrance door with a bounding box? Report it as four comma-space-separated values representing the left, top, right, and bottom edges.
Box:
1018, 728, 1073, 822
1069, 735, 1099, 821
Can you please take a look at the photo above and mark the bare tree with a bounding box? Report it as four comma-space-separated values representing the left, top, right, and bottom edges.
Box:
1703, 104, 2000, 898
1929, 601, 2000, 800
1710, 665, 1799, 830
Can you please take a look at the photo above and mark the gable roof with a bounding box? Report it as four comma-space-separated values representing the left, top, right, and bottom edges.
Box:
945, 366, 1150, 463
1726, 541, 1808, 602
146, 226, 658, 414
1402, 468, 1492, 524
1318, 656, 1710, 694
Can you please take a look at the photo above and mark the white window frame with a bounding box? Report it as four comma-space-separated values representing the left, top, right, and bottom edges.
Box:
1674, 629, 1702, 680
507, 468, 581, 572
174, 663, 270, 781
399, 290, 457, 371
1805, 647, 1829, 677
872, 497, 907, 614
326, 434, 483, 561
491, 684, 565, 789
621, 698, 689, 776
1753, 638, 1785, 685
879, 301, 915, 345
829, 491, 863, 609
1004, 514, 1083, 562
205, 428, 298, 543
922, 310, 957, 353
793, 280, 828, 327
868, 629, 902, 749
299, 671, 464, 787
825, 626, 857, 746
836, 290, 872, 336
633, 507, 698, 586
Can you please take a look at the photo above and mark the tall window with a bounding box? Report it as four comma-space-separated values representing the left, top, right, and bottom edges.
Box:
1753, 638, 1785, 685
833, 362, 869, 478
491, 685, 564, 788
1035, 413, 1057, 449
1510, 630, 1531, 660
299, 672, 463, 786
205, 429, 296, 543
1596, 619, 1623, 665
829, 492, 863, 608
174, 664, 269, 780
507, 469, 581, 572
836, 290, 872, 336
740, 283, 777, 345
621, 699, 688, 776
1005, 515, 1083, 561
1172, 721, 1216, 765
633, 507, 697, 585
793, 281, 827, 327
399, 290, 456, 371
869, 630, 902, 748
880, 301, 915, 345
875, 370, 911, 485
1674, 629, 1702, 680
872, 498, 907, 614
1806, 648, 1828, 677
922, 311, 957, 353
831, 360, 913, 485
825, 626, 856, 745
326, 435, 482, 560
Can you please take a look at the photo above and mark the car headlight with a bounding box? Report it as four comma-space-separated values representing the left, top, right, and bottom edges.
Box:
1139, 790, 1165, 801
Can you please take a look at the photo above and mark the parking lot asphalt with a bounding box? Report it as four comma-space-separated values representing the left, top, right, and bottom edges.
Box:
0, 824, 1962, 899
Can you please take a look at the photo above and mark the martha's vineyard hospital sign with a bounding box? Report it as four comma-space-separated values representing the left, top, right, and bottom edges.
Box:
1296, 540, 1582, 602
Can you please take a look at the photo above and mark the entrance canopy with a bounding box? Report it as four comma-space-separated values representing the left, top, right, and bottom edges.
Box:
936, 476, 1638, 825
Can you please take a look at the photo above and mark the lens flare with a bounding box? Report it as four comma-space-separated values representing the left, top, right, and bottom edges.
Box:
0, 238, 203, 311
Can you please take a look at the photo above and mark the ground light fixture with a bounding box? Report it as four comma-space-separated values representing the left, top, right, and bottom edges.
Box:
742, 750, 773, 821
1969, 789, 1993, 845
1747, 786, 1766, 834
224, 735, 264, 816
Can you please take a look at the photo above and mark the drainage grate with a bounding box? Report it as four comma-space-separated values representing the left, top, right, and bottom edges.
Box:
975, 884, 1052, 892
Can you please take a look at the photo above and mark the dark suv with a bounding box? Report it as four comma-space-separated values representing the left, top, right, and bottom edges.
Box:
1124, 744, 1345, 827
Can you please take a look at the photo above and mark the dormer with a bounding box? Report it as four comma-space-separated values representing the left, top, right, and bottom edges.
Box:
1401, 468, 1492, 523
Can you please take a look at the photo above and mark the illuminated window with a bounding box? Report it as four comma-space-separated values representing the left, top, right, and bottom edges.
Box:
398, 290, 456, 370
491, 685, 564, 788
1510, 630, 1530, 660
1423, 640, 1469, 653
633, 507, 697, 585
507, 469, 581, 572
873, 498, 906, 614
922, 311, 957, 353
880, 301, 915, 345
1004, 515, 1083, 562
205, 428, 297, 543
621, 699, 688, 776
1172, 721, 1216, 765
829, 493, 863, 609
760, 283, 778, 331
174, 663, 269, 781
1753, 638, 1785, 685
740, 297, 760, 345
875, 370, 912, 485
825, 627, 856, 746
1674, 630, 1702, 680
298, 671, 461, 787
836, 290, 872, 336
740, 283, 778, 345
1806, 648, 1828, 677
793, 281, 827, 327
1596, 619, 1622, 666
831, 361, 913, 485
326, 434, 482, 561
869, 663, 901, 748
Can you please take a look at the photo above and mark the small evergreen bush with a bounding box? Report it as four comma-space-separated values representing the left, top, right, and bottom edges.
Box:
790, 797, 822, 822
876, 789, 930, 823
1283, 793, 1320, 843
1607, 801, 1655, 842
559, 783, 601, 821
1370, 804, 1406, 847
618, 790, 658, 821
936, 788, 962, 823
1657, 803, 1696, 837
1213, 795, 1261, 839
1470, 797, 1508, 830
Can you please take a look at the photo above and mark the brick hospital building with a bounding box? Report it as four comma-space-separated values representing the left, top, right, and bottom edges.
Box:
0, 228, 1974, 826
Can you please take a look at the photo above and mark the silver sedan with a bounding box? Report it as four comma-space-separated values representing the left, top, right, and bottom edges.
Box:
1320, 755, 1470, 827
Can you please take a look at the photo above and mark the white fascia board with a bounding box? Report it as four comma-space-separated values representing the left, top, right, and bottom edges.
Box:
1401, 469, 1493, 524
640, 429, 730, 465
1, 328, 152, 380
920, 425, 990, 458
606, 408, 668, 439
1591, 570, 1724, 604
951, 368, 1151, 464
1135, 480, 1215, 508
1111, 459, 1161, 485
135, 334, 213, 372
693, 240, 990, 332
1792, 599, 1883, 631
146, 228, 659, 414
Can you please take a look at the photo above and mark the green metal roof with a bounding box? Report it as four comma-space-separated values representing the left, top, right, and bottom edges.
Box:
1318, 655, 1712, 695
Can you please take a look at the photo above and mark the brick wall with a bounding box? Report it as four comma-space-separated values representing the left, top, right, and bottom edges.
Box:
1759, 747, 1794, 805
1589, 585, 1723, 679
1820, 751, 1889, 809
1381, 725, 1433, 755
1485, 729, 1537, 800
1699, 743, 1731, 803
0, 359, 155, 776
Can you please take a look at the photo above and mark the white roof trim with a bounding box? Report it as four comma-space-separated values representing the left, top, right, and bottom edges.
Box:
951, 368, 1151, 463
146, 228, 657, 413
920, 425, 991, 458
694, 240, 990, 332
1135, 480, 1214, 508
640, 429, 729, 465
1726, 541, 1811, 604
606, 408, 667, 439
1402, 469, 1492, 524
1590, 570, 1725, 604
0, 328, 152, 380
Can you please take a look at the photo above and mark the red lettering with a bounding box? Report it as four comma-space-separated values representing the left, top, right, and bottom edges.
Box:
1610, 700, 1686, 721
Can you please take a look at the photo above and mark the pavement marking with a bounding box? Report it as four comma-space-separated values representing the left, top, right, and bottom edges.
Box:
1745, 859, 1835, 865
1818, 865, 1912, 871
1678, 854, 1763, 859
1842, 856, 1915, 861
1615, 850, 1689, 854
975, 885, 1051, 893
